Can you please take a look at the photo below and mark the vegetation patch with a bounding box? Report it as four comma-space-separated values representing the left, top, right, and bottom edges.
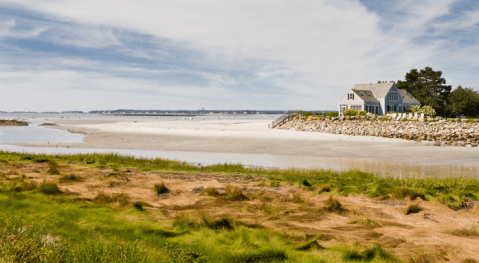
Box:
323, 195, 345, 214
93, 192, 130, 207
223, 185, 248, 201
449, 228, 479, 237
200, 186, 220, 197
405, 204, 422, 215
59, 173, 83, 182
38, 180, 62, 195
47, 161, 60, 175
154, 182, 169, 195
341, 244, 399, 262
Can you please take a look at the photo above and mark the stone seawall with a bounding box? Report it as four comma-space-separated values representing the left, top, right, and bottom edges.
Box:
276, 118, 479, 147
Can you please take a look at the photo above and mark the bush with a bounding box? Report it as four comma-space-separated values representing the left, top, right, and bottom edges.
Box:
343, 109, 358, 116
325, 111, 338, 117
154, 183, 169, 195
358, 110, 367, 116
38, 180, 61, 195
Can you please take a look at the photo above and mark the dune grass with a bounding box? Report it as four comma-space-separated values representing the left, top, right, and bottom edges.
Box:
1, 151, 478, 211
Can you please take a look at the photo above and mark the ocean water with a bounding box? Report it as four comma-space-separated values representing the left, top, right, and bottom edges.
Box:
0, 121, 84, 144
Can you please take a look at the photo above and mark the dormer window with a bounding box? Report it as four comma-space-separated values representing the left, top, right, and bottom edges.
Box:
388, 92, 398, 101
348, 93, 355, 100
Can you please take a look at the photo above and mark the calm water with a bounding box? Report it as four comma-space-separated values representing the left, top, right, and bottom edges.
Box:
1, 114, 478, 178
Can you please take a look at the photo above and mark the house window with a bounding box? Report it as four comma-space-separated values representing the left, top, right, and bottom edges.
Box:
348, 93, 354, 100
351, 105, 362, 110
389, 92, 398, 101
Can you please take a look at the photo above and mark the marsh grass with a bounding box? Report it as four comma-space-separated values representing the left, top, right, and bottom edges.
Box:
200, 187, 220, 197
47, 161, 60, 175
132, 201, 152, 211
154, 182, 169, 195
341, 244, 398, 262
348, 218, 380, 226
323, 195, 344, 214
406, 204, 422, 215
294, 236, 326, 251
450, 228, 479, 237
59, 173, 83, 182
223, 185, 249, 201
93, 192, 130, 207
38, 180, 61, 195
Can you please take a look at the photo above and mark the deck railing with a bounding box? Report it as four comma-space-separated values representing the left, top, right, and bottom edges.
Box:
269, 110, 302, 129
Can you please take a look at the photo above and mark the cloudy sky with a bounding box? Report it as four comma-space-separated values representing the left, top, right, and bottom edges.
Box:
0, 0, 478, 112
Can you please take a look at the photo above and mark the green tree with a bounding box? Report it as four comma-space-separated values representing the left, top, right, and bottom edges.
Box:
446, 86, 479, 117
396, 67, 452, 116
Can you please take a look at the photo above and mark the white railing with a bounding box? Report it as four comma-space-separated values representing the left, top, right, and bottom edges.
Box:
269, 110, 302, 129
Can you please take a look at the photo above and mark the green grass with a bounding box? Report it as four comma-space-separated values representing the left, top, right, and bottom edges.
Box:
1, 151, 478, 211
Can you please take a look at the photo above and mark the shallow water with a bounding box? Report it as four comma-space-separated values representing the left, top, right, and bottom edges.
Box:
0, 121, 84, 144
0, 144, 477, 178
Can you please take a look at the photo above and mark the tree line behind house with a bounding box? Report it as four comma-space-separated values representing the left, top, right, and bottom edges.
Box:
394, 67, 479, 118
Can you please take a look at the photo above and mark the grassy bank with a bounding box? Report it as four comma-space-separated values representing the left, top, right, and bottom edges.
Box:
1, 151, 478, 262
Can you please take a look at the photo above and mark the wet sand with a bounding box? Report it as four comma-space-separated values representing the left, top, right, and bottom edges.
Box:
15, 118, 479, 171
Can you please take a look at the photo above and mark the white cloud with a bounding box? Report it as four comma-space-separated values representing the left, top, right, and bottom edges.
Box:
0, 0, 477, 111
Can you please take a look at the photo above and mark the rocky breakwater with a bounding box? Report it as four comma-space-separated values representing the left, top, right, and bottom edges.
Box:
276, 117, 479, 147
0, 120, 28, 126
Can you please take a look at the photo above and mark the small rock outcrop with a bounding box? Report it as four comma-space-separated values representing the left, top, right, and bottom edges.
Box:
0, 120, 28, 126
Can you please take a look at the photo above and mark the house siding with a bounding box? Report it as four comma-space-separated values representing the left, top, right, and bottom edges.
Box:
338, 90, 364, 114
384, 84, 404, 113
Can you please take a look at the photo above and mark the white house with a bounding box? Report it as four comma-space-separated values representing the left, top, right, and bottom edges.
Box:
338, 81, 420, 115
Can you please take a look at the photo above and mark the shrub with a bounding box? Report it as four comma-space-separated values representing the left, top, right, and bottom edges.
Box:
325, 111, 338, 117
38, 180, 61, 195
154, 183, 169, 195
358, 110, 367, 116
343, 109, 358, 116
405, 204, 422, 215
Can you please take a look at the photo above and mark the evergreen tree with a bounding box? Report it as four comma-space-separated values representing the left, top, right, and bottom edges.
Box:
397, 67, 452, 116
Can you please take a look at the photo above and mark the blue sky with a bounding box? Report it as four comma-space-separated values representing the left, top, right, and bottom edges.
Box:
0, 0, 478, 111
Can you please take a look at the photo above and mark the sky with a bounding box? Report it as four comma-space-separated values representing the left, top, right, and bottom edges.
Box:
0, 0, 478, 112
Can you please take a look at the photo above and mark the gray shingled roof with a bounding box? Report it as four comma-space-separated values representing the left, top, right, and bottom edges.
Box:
351, 89, 380, 103
398, 89, 420, 104
351, 82, 394, 98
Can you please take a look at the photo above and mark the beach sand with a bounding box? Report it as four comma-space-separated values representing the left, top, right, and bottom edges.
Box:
17, 118, 479, 169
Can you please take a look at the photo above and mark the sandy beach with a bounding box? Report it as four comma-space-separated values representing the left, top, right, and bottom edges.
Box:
15, 118, 479, 170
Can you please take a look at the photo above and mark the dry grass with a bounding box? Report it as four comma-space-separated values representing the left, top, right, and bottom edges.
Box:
349, 218, 380, 226
200, 187, 220, 197
223, 185, 248, 201
323, 195, 345, 214
93, 192, 130, 207
450, 228, 479, 237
